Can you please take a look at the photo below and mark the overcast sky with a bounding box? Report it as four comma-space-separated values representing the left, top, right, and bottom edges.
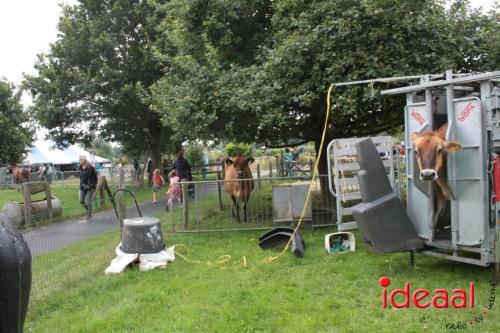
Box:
0, 0, 496, 86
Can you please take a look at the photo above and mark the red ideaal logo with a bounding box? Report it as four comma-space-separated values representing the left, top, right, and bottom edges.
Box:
379, 276, 475, 309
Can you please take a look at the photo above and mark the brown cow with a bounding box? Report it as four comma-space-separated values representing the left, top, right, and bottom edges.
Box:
7, 163, 31, 184
411, 123, 462, 239
224, 156, 255, 223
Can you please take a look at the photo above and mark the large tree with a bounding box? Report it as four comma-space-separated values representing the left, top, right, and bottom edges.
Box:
149, 0, 273, 144
24, 0, 175, 168
0, 79, 33, 164
152, 0, 498, 202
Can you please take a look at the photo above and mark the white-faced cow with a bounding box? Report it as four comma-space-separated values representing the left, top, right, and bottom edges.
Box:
224, 156, 255, 223
411, 123, 463, 239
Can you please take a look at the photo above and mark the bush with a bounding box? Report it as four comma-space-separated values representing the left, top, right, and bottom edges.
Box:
224, 142, 253, 157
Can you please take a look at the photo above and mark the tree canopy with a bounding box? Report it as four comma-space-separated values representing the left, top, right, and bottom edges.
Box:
23, 0, 498, 173
0, 79, 33, 164
24, 0, 175, 167
150, 0, 498, 150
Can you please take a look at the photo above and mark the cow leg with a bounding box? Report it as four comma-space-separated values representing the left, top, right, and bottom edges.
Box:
243, 194, 250, 223
430, 187, 447, 241
231, 195, 241, 222
230, 195, 236, 217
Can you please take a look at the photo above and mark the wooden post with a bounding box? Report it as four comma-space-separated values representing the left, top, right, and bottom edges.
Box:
275, 156, 281, 177
182, 182, 189, 229
22, 184, 31, 227
217, 171, 223, 211
269, 162, 273, 185
119, 168, 125, 189
99, 185, 105, 207
256, 164, 261, 190
115, 191, 125, 233
45, 181, 53, 219
221, 160, 225, 179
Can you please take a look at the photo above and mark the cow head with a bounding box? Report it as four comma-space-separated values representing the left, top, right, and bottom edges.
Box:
225, 156, 255, 179
6, 163, 16, 174
411, 123, 462, 181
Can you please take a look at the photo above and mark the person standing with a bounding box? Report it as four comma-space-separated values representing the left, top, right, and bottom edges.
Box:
78, 155, 98, 221
147, 159, 153, 186
151, 169, 165, 205
173, 151, 192, 201
133, 159, 140, 182
201, 153, 209, 181
283, 148, 294, 177
173, 151, 192, 181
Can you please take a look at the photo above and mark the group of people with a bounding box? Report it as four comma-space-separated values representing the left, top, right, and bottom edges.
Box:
150, 151, 192, 211
283, 146, 299, 177
77, 150, 202, 220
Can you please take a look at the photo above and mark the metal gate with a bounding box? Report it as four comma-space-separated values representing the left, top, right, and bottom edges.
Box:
327, 136, 395, 231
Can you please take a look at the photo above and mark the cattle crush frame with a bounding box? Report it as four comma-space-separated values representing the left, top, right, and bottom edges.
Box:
328, 70, 500, 272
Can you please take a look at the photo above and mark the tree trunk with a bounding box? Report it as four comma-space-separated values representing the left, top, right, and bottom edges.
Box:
150, 139, 163, 171
139, 154, 148, 188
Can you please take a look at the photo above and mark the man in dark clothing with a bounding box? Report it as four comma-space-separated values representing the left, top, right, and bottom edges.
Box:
147, 159, 153, 186
173, 151, 193, 200
173, 151, 191, 180
133, 159, 140, 182
78, 155, 98, 221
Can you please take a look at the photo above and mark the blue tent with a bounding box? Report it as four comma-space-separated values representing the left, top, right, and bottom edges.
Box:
24, 146, 51, 165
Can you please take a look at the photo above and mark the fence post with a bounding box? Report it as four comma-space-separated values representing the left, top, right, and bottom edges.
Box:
269, 162, 273, 185
217, 171, 223, 211
220, 160, 225, 179
115, 191, 125, 233
99, 176, 106, 207
275, 156, 281, 177
22, 184, 31, 227
119, 168, 125, 189
256, 164, 261, 190
45, 181, 53, 219
182, 182, 189, 229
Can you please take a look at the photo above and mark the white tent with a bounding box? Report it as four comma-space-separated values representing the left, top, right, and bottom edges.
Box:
25, 140, 111, 166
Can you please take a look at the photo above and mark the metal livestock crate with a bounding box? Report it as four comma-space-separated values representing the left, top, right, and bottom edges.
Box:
379, 70, 500, 267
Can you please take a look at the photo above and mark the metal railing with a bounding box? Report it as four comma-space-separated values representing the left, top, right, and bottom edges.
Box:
163, 174, 339, 233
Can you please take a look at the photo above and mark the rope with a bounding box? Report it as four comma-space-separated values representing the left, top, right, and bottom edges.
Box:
172, 244, 247, 268
264, 83, 334, 263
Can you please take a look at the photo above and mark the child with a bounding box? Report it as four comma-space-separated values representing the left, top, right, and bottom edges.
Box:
166, 170, 182, 211
152, 169, 164, 205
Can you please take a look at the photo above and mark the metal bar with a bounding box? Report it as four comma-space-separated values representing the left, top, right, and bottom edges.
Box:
175, 227, 273, 233
445, 70, 459, 254
182, 183, 188, 229
425, 240, 484, 253
382, 71, 500, 95
217, 171, 223, 211
326, 140, 337, 197
332, 75, 441, 87
421, 250, 489, 267
178, 175, 312, 186
257, 164, 261, 190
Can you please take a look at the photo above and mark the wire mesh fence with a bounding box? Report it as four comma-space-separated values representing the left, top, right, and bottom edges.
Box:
0, 161, 329, 310
162, 174, 338, 233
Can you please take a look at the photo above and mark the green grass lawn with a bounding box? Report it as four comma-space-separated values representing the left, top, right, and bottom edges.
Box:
25, 208, 499, 332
